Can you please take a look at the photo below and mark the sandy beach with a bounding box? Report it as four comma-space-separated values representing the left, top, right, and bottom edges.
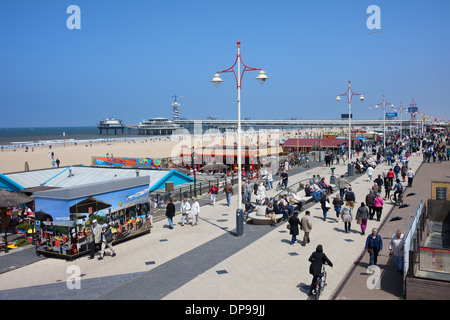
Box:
0, 128, 346, 174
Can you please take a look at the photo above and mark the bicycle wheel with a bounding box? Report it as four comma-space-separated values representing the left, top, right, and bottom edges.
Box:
315, 282, 321, 300
389, 194, 396, 205
320, 271, 327, 293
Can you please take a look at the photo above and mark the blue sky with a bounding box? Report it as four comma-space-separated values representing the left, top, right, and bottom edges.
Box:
0, 0, 449, 127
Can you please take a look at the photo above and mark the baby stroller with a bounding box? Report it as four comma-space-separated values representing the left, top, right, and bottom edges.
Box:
243, 199, 256, 222
276, 180, 284, 191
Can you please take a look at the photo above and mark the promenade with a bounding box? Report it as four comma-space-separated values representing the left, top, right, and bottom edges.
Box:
0, 153, 426, 300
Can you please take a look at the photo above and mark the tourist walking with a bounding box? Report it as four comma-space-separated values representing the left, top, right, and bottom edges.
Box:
308, 245, 333, 296
365, 228, 383, 266
207, 183, 219, 206
243, 180, 253, 204
267, 170, 273, 190
98, 223, 116, 260
407, 167, 415, 187
356, 202, 369, 235
165, 198, 175, 229
300, 210, 312, 246
89, 219, 102, 260
389, 230, 405, 273
180, 197, 191, 226
365, 190, 376, 220
337, 175, 351, 198
281, 170, 289, 190
320, 193, 331, 221
332, 194, 344, 221
373, 193, 384, 221
222, 181, 234, 206
191, 197, 200, 226
288, 211, 301, 246
341, 202, 353, 233
366, 165, 374, 182
344, 187, 356, 208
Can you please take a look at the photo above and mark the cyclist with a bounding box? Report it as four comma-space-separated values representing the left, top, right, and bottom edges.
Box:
392, 179, 404, 202
308, 244, 333, 296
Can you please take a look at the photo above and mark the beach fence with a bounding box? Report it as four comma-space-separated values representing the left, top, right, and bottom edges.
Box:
403, 200, 425, 296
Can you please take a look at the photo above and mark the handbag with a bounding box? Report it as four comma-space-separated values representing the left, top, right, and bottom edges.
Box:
325, 200, 331, 209
286, 224, 291, 230
356, 216, 362, 224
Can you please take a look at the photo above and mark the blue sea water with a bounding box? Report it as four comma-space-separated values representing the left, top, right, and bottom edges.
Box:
0, 126, 141, 148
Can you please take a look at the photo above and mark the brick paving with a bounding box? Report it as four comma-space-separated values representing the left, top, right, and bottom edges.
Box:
0, 153, 437, 300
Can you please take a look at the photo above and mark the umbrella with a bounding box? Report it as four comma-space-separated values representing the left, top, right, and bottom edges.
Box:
69, 195, 111, 214
0, 189, 33, 208
34, 210, 53, 221
70, 213, 87, 220
200, 163, 228, 171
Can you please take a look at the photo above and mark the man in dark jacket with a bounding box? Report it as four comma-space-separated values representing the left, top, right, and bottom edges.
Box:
165, 198, 176, 229
308, 245, 333, 295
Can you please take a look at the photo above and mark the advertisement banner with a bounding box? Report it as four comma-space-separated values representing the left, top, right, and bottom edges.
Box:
92, 157, 163, 168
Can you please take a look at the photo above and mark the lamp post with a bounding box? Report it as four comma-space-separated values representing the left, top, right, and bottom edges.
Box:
394, 101, 407, 139
211, 41, 268, 217
336, 81, 364, 175
374, 95, 394, 155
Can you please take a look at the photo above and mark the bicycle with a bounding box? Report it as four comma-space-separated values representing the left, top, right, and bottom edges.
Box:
389, 193, 404, 206
314, 265, 327, 300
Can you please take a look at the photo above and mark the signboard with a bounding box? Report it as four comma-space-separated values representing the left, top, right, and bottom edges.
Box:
408, 107, 419, 113
92, 156, 163, 168
385, 112, 397, 117
341, 114, 353, 119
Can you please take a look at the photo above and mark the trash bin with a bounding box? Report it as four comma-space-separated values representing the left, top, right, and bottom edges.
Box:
330, 167, 336, 184
236, 209, 244, 237
347, 163, 355, 176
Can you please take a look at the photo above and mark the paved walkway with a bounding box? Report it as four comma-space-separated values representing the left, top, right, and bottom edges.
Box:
0, 154, 427, 300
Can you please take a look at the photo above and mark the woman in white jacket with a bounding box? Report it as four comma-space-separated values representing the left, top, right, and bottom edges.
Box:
255, 182, 266, 205
180, 197, 191, 226
191, 197, 200, 226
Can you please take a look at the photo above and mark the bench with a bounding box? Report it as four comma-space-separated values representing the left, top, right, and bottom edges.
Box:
248, 205, 283, 225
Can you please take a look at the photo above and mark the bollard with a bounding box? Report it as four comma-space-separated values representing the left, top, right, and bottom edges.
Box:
236, 209, 244, 237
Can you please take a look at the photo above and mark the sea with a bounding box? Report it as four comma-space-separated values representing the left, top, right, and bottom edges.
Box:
0, 126, 144, 149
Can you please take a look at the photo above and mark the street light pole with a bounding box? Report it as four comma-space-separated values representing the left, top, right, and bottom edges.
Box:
375, 95, 394, 155
211, 41, 268, 215
336, 81, 364, 175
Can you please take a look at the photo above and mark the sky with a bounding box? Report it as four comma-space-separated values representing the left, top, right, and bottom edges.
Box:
0, 0, 449, 128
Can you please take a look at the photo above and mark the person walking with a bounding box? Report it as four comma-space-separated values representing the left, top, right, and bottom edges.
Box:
366, 165, 374, 182
387, 168, 395, 189
191, 197, 200, 226
365, 228, 383, 266
180, 197, 191, 226
344, 187, 356, 209
320, 193, 331, 221
393, 163, 401, 181
401, 164, 408, 183
281, 170, 289, 190
288, 211, 301, 246
356, 202, 369, 235
267, 170, 273, 191
332, 194, 344, 222
165, 198, 175, 229
337, 175, 351, 199
341, 202, 353, 233
243, 180, 253, 204
207, 183, 219, 206
300, 210, 312, 246
308, 245, 333, 296
389, 230, 405, 273
88, 219, 102, 260
365, 190, 376, 220
406, 167, 415, 188
222, 181, 234, 207
373, 193, 384, 221
98, 223, 116, 260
